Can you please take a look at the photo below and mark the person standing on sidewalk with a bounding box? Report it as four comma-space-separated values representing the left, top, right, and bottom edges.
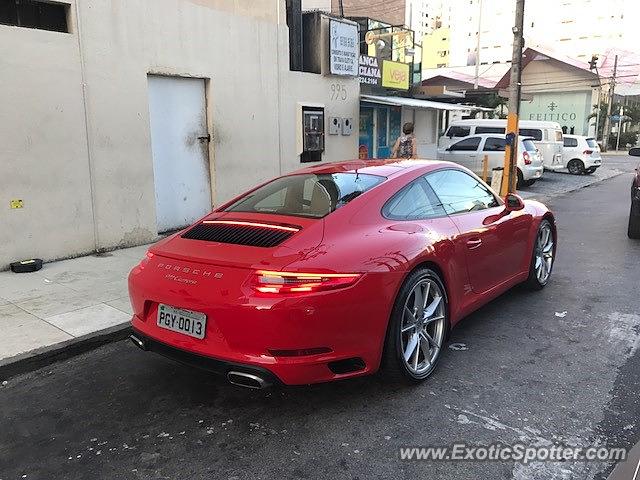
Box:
391, 122, 417, 159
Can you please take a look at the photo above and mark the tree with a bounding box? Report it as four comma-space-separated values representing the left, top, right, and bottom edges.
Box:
473, 93, 508, 119
589, 102, 640, 141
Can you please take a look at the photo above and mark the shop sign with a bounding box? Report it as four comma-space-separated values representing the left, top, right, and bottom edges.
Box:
329, 20, 358, 76
382, 60, 410, 90
359, 55, 381, 86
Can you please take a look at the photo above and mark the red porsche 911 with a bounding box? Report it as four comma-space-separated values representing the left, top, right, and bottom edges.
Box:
128, 160, 556, 388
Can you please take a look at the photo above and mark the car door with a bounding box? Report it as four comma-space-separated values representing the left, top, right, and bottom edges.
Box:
426, 168, 532, 293
479, 136, 507, 174
440, 136, 481, 172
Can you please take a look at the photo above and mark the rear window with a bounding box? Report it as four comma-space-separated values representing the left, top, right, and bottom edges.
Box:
476, 126, 505, 134
225, 173, 385, 218
446, 125, 471, 138
586, 138, 598, 148
563, 137, 578, 147
522, 139, 538, 152
519, 128, 543, 141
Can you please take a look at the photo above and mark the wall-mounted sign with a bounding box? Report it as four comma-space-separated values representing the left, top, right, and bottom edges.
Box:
329, 20, 358, 76
359, 55, 381, 86
382, 60, 410, 90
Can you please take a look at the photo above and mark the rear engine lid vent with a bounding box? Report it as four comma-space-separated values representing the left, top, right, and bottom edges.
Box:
181, 220, 301, 248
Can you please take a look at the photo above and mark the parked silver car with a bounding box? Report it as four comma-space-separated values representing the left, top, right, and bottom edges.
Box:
437, 134, 544, 188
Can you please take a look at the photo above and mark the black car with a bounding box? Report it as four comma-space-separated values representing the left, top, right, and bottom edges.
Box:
629, 147, 640, 239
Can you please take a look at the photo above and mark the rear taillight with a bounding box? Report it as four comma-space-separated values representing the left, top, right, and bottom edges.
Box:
523, 151, 532, 165
251, 270, 361, 295
138, 251, 154, 269
583, 150, 593, 155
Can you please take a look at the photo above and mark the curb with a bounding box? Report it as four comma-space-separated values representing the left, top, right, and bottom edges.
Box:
0, 323, 132, 381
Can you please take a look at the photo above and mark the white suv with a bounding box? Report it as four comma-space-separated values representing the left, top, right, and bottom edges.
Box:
562, 135, 602, 175
437, 134, 544, 188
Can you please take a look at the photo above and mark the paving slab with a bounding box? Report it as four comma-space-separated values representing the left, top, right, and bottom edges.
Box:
0, 304, 72, 358
105, 295, 133, 316
44, 303, 131, 337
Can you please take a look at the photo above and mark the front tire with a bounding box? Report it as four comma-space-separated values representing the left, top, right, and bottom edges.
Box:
381, 268, 449, 383
629, 201, 640, 239
524, 219, 555, 290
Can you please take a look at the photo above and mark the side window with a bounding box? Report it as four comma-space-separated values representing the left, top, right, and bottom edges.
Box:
427, 169, 500, 215
382, 178, 446, 220
447, 125, 471, 138
563, 137, 578, 147
519, 128, 543, 141
476, 126, 505, 134
449, 136, 481, 152
482, 137, 506, 151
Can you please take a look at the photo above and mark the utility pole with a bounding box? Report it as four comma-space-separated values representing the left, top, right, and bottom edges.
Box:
501, 0, 525, 195
601, 54, 618, 153
338, 0, 344, 17
616, 105, 624, 151
473, 0, 483, 89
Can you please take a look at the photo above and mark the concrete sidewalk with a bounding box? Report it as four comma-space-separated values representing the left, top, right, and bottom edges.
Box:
0, 244, 150, 375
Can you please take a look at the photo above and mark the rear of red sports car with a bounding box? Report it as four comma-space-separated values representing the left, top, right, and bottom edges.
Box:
128, 169, 403, 387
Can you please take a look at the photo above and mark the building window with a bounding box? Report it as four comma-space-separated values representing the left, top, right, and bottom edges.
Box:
0, 0, 69, 33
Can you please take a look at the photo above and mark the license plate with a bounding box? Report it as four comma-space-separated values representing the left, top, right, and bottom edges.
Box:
157, 304, 207, 339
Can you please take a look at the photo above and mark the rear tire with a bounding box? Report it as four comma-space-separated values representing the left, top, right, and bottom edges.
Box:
629, 201, 640, 239
524, 220, 555, 290
381, 268, 449, 384
523, 179, 536, 187
567, 159, 585, 175
517, 169, 525, 189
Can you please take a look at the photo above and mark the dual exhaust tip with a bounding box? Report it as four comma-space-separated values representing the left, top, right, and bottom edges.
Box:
129, 334, 271, 389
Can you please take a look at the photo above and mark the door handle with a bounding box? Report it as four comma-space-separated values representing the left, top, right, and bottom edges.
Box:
466, 238, 482, 250
197, 134, 211, 142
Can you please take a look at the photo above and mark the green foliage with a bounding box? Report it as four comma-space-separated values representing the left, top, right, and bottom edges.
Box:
607, 131, 638, 149
589, 102, 640, 139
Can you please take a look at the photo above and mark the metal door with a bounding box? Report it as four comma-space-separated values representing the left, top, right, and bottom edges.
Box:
148, 75, 211, 233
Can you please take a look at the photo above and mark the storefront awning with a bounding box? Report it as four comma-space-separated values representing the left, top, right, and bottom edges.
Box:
360, 94, 492, 111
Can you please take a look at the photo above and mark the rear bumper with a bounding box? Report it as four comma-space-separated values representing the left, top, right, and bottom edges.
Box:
128, 260, 403, 385
130, 328, 281, 386
521, 164, 544, 181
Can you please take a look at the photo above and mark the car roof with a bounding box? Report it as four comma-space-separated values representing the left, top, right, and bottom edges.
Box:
290, 159, 452, 178
450, 133, 531, 142
563, 134, 589, 139
448, 119, 562, 128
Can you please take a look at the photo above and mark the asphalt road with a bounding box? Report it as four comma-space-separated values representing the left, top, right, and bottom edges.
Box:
2, 174, 639, 480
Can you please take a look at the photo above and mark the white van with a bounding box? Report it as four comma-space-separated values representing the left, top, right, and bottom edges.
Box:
439, 119, 564, 171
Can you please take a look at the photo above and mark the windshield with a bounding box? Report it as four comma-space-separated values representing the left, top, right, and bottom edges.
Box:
225, 173, 385, 218
522, 139, 538, 152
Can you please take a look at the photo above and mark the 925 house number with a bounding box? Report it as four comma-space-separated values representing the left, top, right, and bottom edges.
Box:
331, 84, 347, 101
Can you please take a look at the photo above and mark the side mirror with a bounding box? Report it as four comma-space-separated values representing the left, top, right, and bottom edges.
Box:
445, 147, 451, 152
504, 193, 525, 212
629, 147, 640, 157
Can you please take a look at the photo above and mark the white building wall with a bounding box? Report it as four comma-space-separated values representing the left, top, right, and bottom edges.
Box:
0, 0, 96, 264
0, 0, 359, 268
431, 0, 637, 67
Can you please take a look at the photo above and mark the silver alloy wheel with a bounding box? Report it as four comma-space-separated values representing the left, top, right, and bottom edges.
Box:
400, 277, 446, 376
534, 223, 554, 284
